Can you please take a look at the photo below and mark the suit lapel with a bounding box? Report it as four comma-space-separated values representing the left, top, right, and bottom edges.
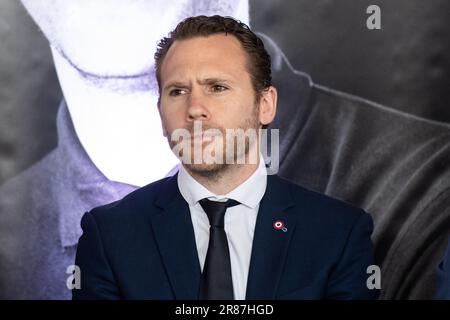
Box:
150, 174, 201, 299
246, 175, 296, 299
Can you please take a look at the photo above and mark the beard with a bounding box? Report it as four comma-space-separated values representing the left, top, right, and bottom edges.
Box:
168, 106, 260, 180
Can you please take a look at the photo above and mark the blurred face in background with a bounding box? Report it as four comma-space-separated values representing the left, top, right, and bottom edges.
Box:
20, 0, 249, 91
19, 0, 250, 186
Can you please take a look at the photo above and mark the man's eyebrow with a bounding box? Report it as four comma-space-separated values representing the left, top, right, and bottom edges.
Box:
163, 81, 189, 92
163, 78, 234, 91
197, 78, 232, 85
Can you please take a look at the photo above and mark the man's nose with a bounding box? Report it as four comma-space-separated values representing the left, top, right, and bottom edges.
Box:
186, 89, 210, 122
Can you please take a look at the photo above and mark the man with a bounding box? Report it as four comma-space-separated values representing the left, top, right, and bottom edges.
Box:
73, 15, 377, 300
2, 0, 450, 300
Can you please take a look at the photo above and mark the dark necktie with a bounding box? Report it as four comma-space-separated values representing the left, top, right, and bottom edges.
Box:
198, 198, 240, 300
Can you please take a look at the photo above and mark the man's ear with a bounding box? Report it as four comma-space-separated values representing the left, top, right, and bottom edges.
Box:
258, 86, 277, 126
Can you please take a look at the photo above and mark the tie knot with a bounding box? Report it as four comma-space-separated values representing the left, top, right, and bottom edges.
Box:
199, 198, 240, 227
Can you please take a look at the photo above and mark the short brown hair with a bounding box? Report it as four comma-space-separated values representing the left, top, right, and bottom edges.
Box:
154, 15, 272, 104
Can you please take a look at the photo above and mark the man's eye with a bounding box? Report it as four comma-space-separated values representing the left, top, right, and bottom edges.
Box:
211, 85, 227, 93
169, 89, 186, 96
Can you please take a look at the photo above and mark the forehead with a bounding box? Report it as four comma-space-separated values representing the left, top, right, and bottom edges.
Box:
160, 34, 250, 83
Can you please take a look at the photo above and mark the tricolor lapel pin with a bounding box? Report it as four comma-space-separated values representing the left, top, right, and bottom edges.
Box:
273, 220, 288, 232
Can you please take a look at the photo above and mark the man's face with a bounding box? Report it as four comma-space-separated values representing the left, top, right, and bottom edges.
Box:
159, 34, 265, 175
20, 0, 248, 79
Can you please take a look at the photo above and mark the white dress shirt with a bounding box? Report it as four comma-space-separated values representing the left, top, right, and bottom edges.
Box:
177, 157, 267, 300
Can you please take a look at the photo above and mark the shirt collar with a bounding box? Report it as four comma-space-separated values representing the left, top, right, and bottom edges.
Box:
177, 155, 267, 209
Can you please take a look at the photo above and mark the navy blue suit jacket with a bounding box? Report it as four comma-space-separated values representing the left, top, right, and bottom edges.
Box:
72, 174, 378, 300
437, 237, 450, 299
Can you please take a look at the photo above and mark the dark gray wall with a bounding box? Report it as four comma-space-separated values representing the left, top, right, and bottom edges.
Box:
0, 0, 449, 185
251, 0, 450, 120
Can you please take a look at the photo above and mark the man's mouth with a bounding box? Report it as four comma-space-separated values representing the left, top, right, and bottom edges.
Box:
191, 132, 218, 143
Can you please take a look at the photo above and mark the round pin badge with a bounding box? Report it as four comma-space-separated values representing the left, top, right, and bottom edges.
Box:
273, 220, 284, 230
273, 220, 288, 232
